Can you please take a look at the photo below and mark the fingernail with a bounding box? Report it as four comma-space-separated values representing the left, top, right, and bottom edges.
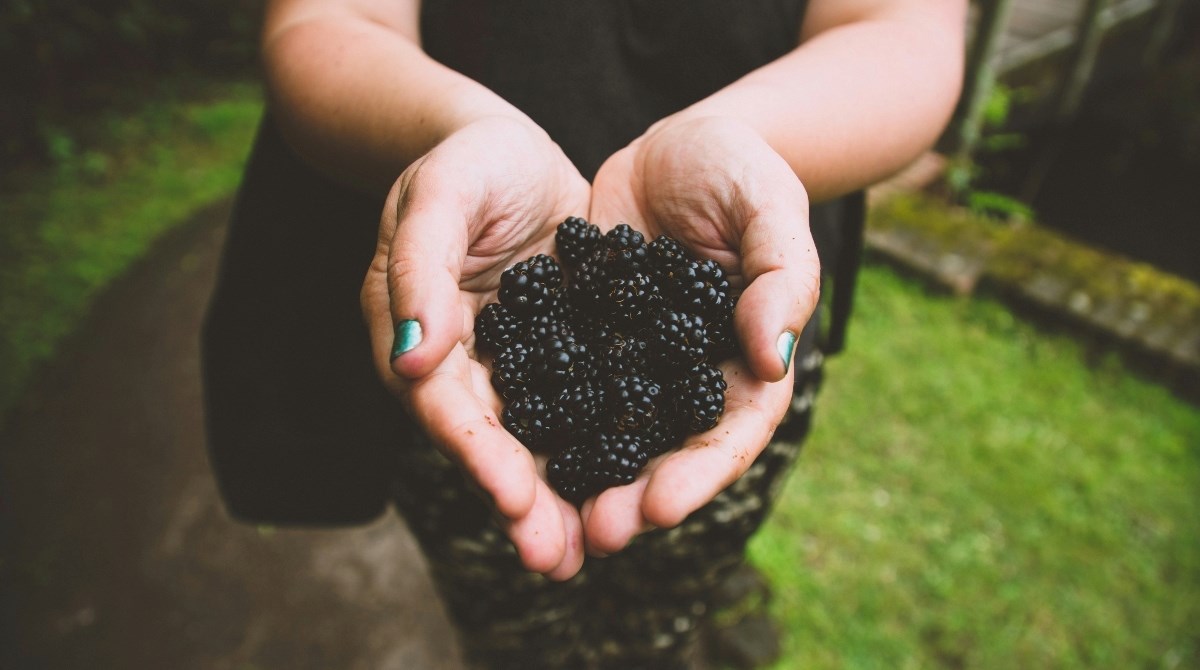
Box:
776, 330, 797, 373
391, 319, 422, 360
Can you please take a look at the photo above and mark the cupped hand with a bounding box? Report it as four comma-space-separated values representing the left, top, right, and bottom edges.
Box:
583, 116, 821, 554
361, 116, 590, 580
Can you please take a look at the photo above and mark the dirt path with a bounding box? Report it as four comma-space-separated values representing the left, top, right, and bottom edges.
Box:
0, 202, 465, 670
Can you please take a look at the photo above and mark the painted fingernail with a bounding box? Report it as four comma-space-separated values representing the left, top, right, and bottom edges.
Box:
776, 330, 798, 373
391, 319, 422, 360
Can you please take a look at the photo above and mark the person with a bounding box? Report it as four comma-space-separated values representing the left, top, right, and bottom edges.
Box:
202, 0, 966, 667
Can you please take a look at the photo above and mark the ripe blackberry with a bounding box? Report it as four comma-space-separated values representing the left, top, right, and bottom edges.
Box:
556, 216, 603, 268
546, 433, 649, 503
566, 259, 608, 313
499, 254, 562, 316
530, 335, 590, 392
547, 442, 601, 504
590, 432, 648, 486
672, 363, 727, 433
491, 341, 532, 400
502, 389, 554, 449
607, 374, 662, 433
601, 271, 661, 324
642, 415, 684, 457
704, 303, 740, 361
522, 312, 575, 347
474, 303, 520, 352
668, 258, 733, 319
602, 224, 649, 274
594, 331, 652, 378
558, 382, 606, 427
648, 235, 690, 276
645, 310, 709, 366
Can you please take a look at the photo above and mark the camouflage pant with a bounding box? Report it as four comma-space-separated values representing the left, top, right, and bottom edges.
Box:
392, 344, 825, 670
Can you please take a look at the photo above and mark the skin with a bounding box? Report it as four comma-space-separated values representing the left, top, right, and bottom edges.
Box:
263, 0, 967, 581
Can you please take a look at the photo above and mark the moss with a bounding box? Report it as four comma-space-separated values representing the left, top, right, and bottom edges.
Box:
871, 192, 1200, 312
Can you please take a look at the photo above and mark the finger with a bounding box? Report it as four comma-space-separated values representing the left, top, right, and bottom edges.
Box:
641, 373, 787, 528
386, 164, 472, 379
408, 349, 538, 520
543, 493, 587, 581
583, 476, 655, 556
501, 480, 569, 574
733, 185, 821, 382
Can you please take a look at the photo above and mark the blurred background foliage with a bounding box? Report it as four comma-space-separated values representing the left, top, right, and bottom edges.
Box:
0, 0, 264, 164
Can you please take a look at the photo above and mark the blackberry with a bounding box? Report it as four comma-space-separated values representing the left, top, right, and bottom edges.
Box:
602, 224, 649, 274
600, 271, 661, 324
558, 382, 606, 427
643, 415, 684, 457
590, 432, 649, 486
704, 304, 740, 361
546, 433, 649, 504
594, 331, 652, 378
672, 363, 727, 433
501, 389, 554, 449
530, 335, 590, 392
547, 442, 601, 504
474, 303, 520, 352
645, 310, 709, 367
491, 341, 532, 400
556, 216, 603, 268
499, 254, 562, 316
668, 259, 733, 319
607, 374, 661, 433
521, 312, 574, 347
566, 259, 608, 313
648, 235, 691, 276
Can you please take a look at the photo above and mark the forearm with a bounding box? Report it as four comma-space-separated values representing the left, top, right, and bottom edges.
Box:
262, 0, 533, 194
661, 1, 966, 202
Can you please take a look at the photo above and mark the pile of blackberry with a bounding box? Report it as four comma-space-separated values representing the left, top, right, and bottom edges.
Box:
474, 217, 738, 504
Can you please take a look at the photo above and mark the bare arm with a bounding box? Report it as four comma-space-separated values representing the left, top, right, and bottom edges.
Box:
261, 0, 534, 194
656, 0, 967, 201
583, 0, 967, 552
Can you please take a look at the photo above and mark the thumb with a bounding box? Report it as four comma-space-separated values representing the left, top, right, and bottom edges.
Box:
734, 191, 821, 382
385, 169, 471, 379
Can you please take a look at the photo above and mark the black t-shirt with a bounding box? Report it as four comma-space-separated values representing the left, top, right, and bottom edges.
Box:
201, 0, 862, 525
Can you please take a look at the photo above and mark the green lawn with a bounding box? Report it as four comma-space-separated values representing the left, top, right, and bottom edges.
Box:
752, 264, 1200, 669
0, 78, 263, 419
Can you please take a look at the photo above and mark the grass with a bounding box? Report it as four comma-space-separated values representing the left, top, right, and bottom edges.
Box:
0, 77, 263, 419
752, 264, 1200, 669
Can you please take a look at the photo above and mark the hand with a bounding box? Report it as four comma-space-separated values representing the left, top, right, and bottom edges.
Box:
583, 116, 821, 554
361, 116, 591, 580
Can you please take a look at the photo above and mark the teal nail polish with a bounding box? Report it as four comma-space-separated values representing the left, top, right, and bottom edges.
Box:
776, 331, 797, 373
391, 319, 422, 360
